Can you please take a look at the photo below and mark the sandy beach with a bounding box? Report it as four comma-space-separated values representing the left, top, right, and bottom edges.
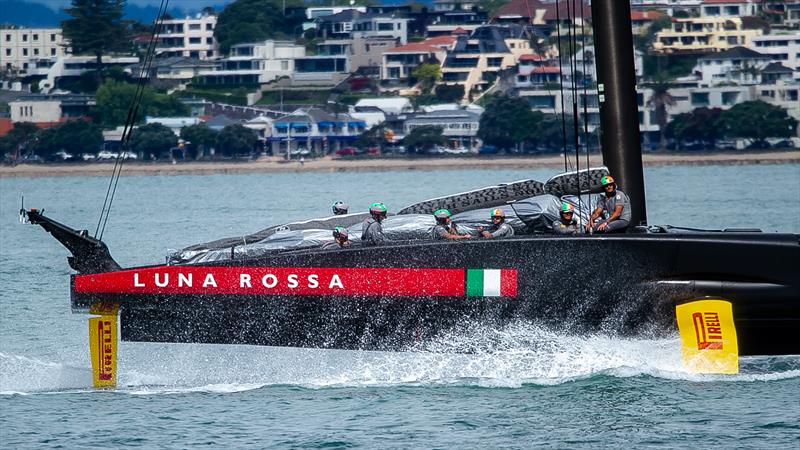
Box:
1, 151, 798, 177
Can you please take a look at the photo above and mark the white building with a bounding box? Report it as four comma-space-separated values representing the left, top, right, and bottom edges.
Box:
693, 46, 772, 86
196, 40, 306, 85
700, 0, 759, 18
749, 32, 800, 69
157, 13, 219, 60
0, 27, 69, 76
32, 55, 139, 93
306, 6, 366, 20
403, 109, 482, 149
9, 94, 94, 124
354, 97, 414, 115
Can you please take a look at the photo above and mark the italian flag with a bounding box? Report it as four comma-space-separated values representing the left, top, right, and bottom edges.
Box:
466, 269, 517, 297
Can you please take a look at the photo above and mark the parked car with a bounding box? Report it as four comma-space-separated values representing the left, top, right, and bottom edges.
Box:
443, 146, 469, 155
53, 150, 74, 161
81, 153, 97, 161
20, 154, 43, 163
364, 147, 380, 155
335, 147, 357, 156
121, 151, 138, 160
478, 145, 498, 154
97, 150, 119, 160
385, 145, 406, 154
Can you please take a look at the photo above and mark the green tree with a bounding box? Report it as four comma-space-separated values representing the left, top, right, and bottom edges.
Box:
32, 120, 103, 158
719, 100, 798, 148
644, 75, 676, 151
62, 0, 129, 83
402, 125, 445, 153
666, 107, 723, 150
355, 124, 387, 150
214, 0, 304, 54
478, 95, 539, 150
180, 123, 218, 158
411, 63, 442, 93
216, 124, 258, 157
93, 80, 188, 128
435, 84, 465, 103
129, 123, 177, 159
0, 122, 39, 158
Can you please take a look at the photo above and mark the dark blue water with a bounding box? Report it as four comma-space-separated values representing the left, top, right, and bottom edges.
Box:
1, 165, 799, 448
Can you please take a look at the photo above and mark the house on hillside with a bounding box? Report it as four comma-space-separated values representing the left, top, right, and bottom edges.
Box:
269, 108, 366, 155
195, 40, 306, 85
316, 11, 409, 45
653, 17, 763, 54
694, 46, 772, 86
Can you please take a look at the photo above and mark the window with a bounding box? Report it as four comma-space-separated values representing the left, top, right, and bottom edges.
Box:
691, 92, 709, 106
22, 34, 28, 42
4, 34, 10, 42
33, 34, 38, 41
722, 92, 739, 105
189, 24, 201, 30
50, 34, 56, 42
51, 48, 56, 55
189, 37, 201, 44
206, 37, 213, 44
206, 23, 213, 31
33, 48, 39, 55
378, 23, 394, 31
207, 50, 214, 57
23, 48, 28, 56
4, 49, 10, 56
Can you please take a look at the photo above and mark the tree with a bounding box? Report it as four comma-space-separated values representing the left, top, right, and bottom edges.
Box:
93, 80, 189, 128
534, 113, 577, 152
129, 123, 177, 159
180, 123, 218, 158
644, 75, 676, 151
435, 84, 465, 103
478, 95, 539, 150
719, 101, 797, 148
32, 120, 103, 158
214, 0, 304, 54
0, 122, 39, 159
411, 63, 442, 94
62, 0, 129, 83
355, 124, 387, 149
216, 124, 258, 157
665, 107, 723, 150
402, 125, 445, 152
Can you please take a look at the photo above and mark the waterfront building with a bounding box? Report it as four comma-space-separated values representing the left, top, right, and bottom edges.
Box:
749, 32, 800, 69
127, 56, 217, 81
381, 38, 452, 81
268, 107, 367, 155
653, 16, 763, 54
8, 93, 94, 126
354, 98, 414, 115
403, 108, 482, 149
0, 27, 68, 76
195, 40, 305, 85
156, 13, 219, 60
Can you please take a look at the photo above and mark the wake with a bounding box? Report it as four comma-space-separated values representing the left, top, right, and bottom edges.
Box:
2, 323, 798, 395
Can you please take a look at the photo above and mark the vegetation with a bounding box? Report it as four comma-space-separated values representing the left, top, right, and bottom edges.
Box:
478, 95, 539, 150
129, 123, 178, 159
665, 107, 724, 149
94, 80, 189, 128
214, 0, 304, 54
216, 124, 258, 157
402, 125, 445, 152
33, 120, 103, 157
0, 122, 40, 158
718, 101, 797, 148
644, 74, 676, 151
355, 124, 388, 149
411, 63, 442, 94
62, 0, 129, 82
435, 84, 465, 103
180, 123, 218, 156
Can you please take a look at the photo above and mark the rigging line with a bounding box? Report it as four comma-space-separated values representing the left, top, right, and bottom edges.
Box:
95, 1, 168, 237
579, 0, 592, 228
554, 0, 571, 172
98, 0, 171, 240
96, 0, 170, 237
568, 0, 582, 204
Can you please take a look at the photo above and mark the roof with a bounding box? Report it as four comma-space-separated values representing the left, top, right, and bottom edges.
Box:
698, 46, 767, 60
385, 43, 442, 54
424, 35, 457, 46
406, 109, 481, 124
519, 53, 547, 61
205, 115, 238, 128
317, 10, 392, 23
354, 98, 412, 115
761, 62, 794, 73
631, 10, 667, 21
529, 66, 561, 74
494, 0, 591, 21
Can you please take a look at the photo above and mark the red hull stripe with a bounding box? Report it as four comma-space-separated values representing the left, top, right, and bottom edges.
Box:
500, 269, 517, 297
74, 266, 469, 297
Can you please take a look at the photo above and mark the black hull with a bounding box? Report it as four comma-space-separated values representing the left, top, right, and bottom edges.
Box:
71, 233, 800, 356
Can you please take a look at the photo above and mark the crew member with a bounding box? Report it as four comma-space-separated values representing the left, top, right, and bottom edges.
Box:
323, 226, 351, 249
332, 201, 349, 215
431, 209, 471, 240
362, 202, 387, 245
480, 208, 515, 239
586, 175, 631, 233
553, 202, 582, 235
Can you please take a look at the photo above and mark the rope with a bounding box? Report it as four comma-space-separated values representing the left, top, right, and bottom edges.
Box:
554, 0, 571, 172
579, 0, 592, 228
96, 0, 171, 240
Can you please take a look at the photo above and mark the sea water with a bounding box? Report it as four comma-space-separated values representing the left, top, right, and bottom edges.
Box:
1, 164, 799, 448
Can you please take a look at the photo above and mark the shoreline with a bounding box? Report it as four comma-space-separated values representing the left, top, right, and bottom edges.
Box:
1, 151, 798, 178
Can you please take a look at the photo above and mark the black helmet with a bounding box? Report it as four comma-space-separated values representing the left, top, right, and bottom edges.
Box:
332, 201, 349, 215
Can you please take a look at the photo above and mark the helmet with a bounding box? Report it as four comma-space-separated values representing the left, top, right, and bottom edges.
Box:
490, 208, 505, 218
369, 202, 387, 216
434, 209, 451, 220
332, 201, 349, 215
601, 175, 616, 186
333, 226, 348, 239
561, 203, 575, 214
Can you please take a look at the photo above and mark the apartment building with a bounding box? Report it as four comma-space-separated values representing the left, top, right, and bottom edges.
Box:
403, 108, 481, 149
316, 11, 409, 45
749, 32, 800, 69
31, 55, 139, 93
700, 0, 759, 18
9, 94, 94, 125
694, 46, 772, 86
195, 40, 305, 85
157, 13, 219, 60
0, 27, 68, 75
433, 0, 480, 12
653, 17, 763, 54
440, 25, 532, 100
381, 36, 455, 81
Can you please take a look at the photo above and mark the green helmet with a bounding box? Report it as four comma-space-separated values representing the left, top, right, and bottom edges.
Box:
369, 202, 387, 216
434, 209, 451, 220
561, 203, 575, 214
601, 175, 616, 186
333, 226, 348, 239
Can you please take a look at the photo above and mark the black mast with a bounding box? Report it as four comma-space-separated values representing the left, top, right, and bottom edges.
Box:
591, 0, 647, 225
